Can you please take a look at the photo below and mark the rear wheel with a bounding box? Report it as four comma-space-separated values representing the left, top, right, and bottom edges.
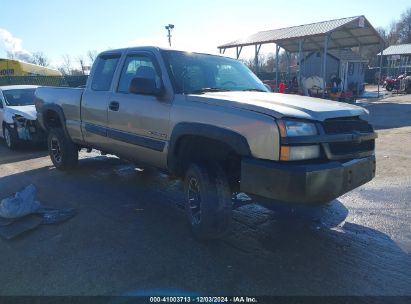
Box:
184, 162, 232, 240
3, 124, 19, 150
48, 128, 78, 170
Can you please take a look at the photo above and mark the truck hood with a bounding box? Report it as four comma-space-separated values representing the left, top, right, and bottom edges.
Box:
187, 91, 368, 121
6, 105, 37, 120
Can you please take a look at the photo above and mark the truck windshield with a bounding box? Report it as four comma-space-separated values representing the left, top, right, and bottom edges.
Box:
3, 89, 36, 106
161, 50, 268, 94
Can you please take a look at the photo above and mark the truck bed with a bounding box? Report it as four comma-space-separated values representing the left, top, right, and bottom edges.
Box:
35, 87, 84, 143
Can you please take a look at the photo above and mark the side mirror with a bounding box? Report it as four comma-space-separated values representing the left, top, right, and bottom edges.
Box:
129, 77, 164, 96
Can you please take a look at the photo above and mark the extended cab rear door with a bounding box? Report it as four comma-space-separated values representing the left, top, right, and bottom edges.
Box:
0, 91, 4, 136
81, 53, 121, 151
107, 51, 171, 169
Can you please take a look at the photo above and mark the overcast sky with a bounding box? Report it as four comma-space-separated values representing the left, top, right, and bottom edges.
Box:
0, 0, 410, 68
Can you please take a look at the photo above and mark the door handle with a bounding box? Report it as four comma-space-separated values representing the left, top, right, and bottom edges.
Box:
109, 101, 120, 111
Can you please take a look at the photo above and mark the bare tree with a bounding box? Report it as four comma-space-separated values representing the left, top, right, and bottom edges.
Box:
31, 52, 50, 67
241, 52, 294, 75
6, 51, 15, 59
87, 50, 98, 66
77, 55, 86, 75
358, 7, 410, 66
264, 53, 276, 72
59, 54, 73, 75
240, 57, 255, 71
398, 7, 411, 43
376, 7, 411, 46
70, 69, 86, 76
386, 21, 401, 45
240, 54, 270, 73
356, 28, 385, 66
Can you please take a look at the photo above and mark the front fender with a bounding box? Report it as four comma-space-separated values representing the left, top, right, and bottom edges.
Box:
4, 110, 17, 124
167, 122, 252, 174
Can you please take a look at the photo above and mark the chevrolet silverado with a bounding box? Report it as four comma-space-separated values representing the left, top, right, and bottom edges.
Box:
34, 47, 377, 239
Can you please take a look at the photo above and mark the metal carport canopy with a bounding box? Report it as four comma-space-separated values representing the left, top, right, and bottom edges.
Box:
217, 16, 384, 53
218, 15, 385, 97
378, 43, 411, 56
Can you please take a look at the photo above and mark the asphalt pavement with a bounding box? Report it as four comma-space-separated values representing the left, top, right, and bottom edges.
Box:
0, 95, 410, 297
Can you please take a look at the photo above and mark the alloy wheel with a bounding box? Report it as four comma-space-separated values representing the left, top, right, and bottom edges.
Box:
50, 137, 62, 164
187, 177, 202, 225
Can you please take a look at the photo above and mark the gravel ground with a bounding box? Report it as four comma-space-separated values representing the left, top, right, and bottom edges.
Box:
0, 94, 410, 297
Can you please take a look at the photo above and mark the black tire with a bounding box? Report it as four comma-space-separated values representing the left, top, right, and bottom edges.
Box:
386, 84, 393, 91
47, 128, 78, 170
184, 162, 232, 240
3, 124, 19, 150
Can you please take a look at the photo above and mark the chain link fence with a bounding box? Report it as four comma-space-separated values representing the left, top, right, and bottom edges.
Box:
0, 76, 88, 88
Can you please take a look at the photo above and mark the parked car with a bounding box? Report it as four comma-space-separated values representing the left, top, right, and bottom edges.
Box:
35, 47, 377, 240
0, 85, 46, 149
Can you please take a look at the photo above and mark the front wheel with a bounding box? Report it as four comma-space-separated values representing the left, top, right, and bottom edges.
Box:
184, 162, 232, 240
386, 83, 393, 91
47, 128, 78, 170
3, 124, 19, 150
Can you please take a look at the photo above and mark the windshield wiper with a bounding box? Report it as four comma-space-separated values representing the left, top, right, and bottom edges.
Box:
187, 87, 231, 94
241, 88, 267, 92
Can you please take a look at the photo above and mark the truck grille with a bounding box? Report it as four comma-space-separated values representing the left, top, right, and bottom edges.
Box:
322, 117, 373, 133
328, 140, 375, 155
322, 117, 375, 158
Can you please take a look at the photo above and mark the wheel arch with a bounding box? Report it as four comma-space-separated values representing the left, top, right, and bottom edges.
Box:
40, 104, 71, 139
167, 122, 251, 176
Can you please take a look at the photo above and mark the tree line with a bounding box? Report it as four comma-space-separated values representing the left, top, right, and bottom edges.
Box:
378, 7, 411, 46
7, 50, 98, 76
57, 50, 98, 75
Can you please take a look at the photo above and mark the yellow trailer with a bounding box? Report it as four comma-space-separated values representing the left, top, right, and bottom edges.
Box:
0, 58, 62, 76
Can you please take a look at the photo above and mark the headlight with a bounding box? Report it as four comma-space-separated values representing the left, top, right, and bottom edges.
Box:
277, 119, 320, 161
277, 120, 318, 137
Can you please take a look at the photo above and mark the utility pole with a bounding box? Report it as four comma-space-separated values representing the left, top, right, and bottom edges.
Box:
165, 24, 174, 47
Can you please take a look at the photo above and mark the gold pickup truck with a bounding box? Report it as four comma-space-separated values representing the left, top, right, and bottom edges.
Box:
34, 47, 377, 239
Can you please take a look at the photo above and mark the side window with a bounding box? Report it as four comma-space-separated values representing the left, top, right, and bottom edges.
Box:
117, 55, 161, 93
91, 55, 120, 91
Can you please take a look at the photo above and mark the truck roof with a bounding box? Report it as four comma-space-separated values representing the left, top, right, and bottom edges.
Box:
0, 85, 39, 91
99, 46, 226, 58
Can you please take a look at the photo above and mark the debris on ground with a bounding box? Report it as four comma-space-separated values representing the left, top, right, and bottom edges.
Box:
0, 185, 76, 240
0, 215, 43, 240
36, 207, 77, 225
0, 184, 40, 219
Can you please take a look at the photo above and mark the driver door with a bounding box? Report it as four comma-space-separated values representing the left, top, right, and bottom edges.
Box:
107, 51, 171, 169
